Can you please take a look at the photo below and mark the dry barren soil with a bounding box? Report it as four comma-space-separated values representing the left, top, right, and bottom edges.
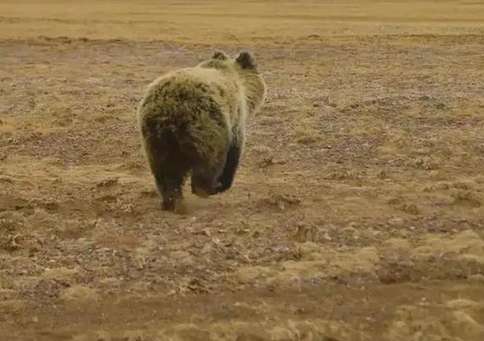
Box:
1, 1, 484, 340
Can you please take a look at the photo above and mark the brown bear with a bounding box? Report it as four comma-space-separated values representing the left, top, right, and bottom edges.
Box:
137, 51, 266, 212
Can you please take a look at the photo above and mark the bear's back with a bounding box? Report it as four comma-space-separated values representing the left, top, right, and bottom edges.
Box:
150, 66, 240, 109
139, 66, 242, 126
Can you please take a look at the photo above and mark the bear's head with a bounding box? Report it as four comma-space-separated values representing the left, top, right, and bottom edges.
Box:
199, 50, 257, 70
199, 50, 266, 114
233, 51, 266, 114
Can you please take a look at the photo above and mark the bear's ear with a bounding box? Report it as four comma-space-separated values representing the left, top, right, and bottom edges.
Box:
212, 51, 229, 60
236, 51, 256, 69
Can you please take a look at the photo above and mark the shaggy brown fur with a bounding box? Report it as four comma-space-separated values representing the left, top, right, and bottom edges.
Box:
137, 51, 266, 212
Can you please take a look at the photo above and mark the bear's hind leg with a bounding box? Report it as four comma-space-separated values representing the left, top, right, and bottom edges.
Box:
187, 119, 229, 198
149, 155, 189, 213
155, 172, 186, 212
191, 167, 221, 198
191, 152, 227, 198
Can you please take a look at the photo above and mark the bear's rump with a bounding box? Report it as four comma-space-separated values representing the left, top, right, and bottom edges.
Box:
140, 82, 230, 170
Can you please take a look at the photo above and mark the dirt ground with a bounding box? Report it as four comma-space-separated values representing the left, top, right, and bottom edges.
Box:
1, 1, 484, 340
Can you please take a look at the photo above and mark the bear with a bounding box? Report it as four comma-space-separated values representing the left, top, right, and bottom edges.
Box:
137, 50, 266, 212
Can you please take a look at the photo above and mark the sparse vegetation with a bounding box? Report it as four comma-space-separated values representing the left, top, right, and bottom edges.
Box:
1, 1, 484, 340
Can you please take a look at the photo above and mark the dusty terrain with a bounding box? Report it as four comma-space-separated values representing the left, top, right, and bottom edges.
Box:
1, 1, 484, 340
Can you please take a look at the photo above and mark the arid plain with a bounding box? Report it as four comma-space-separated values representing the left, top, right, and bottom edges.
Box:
1, 1, 484, 340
